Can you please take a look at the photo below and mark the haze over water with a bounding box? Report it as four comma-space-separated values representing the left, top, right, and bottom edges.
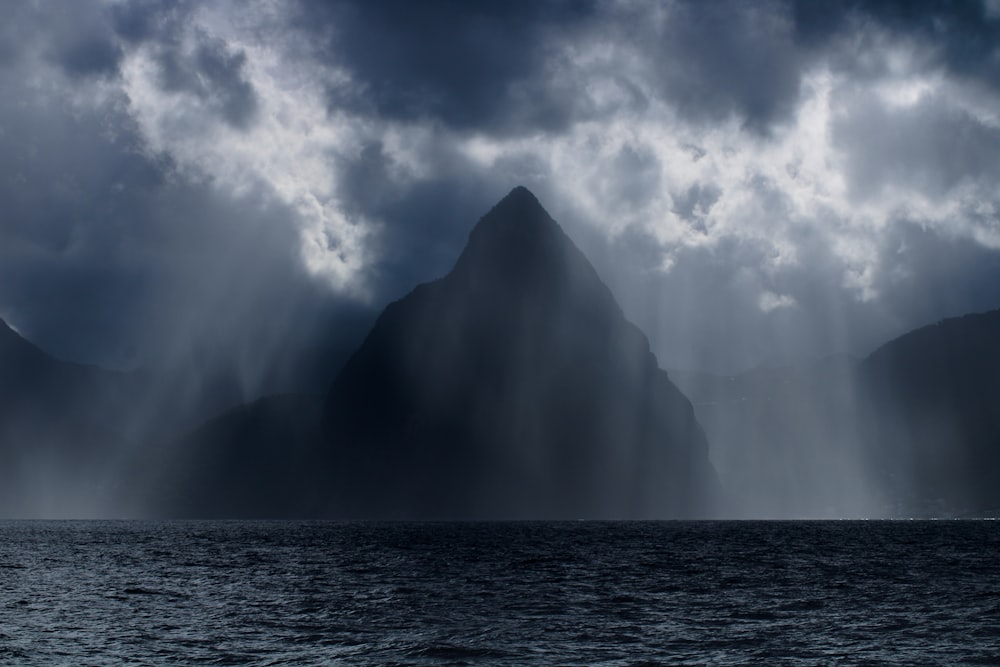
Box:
2, 520, 998, 665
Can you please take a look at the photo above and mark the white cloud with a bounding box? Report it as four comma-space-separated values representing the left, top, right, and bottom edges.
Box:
758, 291, 796, 312
117, 0, 374, 294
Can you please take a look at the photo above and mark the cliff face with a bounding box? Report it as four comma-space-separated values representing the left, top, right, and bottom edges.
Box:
324, 186, 720, 518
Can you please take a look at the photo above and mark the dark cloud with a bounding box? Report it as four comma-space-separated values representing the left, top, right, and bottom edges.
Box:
289, 0, 1000, 139
0, 76, 153, 257
851, 0, 1000, 88
788, 0, 853, 46
47, 4, 122, 78
109, 0, 190, 44
0, 1, 124, 78
295, 0, 599, 135
0, 4, 30, 65
293, 0, 814, 135
791, 0, 1000, 88
643, 0, 806, 133
49, 31, 122, 79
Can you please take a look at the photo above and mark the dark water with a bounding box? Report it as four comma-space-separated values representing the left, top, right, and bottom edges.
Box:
1, 521, 998, 665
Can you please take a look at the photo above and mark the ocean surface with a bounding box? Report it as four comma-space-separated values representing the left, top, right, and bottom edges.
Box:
1, 521, 998, 666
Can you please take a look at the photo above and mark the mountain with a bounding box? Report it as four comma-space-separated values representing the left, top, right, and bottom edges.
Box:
321, 186, 721, 519
859, 309, 1000, 516
0, 319, 134, 517
672, 308, 1000, 518
126, 393, 326, 518
0, 318, 118, 415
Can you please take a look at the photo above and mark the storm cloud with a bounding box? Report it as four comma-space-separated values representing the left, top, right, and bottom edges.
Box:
1, 0, 999, 379
296, 0, 601, 135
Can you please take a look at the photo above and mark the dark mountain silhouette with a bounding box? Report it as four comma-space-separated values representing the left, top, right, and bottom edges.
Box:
859, 309, 1000, 516
128, 393, 326, 518
0, 318, 120, 415
0, 318, 134, 517
321, 186, 721, 518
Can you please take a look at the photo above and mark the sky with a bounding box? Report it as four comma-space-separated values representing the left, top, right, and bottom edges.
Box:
2, 0, 1000, 387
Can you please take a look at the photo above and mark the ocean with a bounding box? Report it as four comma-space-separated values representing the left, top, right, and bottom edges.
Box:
1, 520, 997, 665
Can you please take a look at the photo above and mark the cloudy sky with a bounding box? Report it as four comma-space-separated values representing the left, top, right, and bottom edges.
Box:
2, 0, 1000, 385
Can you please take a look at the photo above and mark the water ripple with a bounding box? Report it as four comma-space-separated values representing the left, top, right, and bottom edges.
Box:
0, 520, 998, 665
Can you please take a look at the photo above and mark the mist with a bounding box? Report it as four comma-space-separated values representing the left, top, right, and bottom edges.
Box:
2, 0, 1000, 519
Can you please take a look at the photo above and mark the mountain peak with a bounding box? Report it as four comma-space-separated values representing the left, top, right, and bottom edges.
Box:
496, 184, 542, 210
473, 186, 555, 237
454, 186, 571, 283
